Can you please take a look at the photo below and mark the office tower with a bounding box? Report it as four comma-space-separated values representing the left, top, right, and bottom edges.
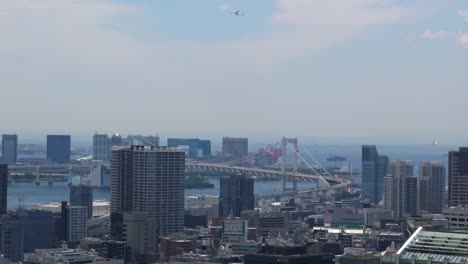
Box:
167, 138, 211, 158
46, 135, 71, 164
222, 137, 248, 157
11, 209, 54, 253
0, 216, 24, 262
219, 174, 254, 218
93, 133, 110, 161
66, 205, 88, 242
127, 135, 160, 147
69, 184, 93, 219
383, 160, 417, 218
1, 135, 17, 165
449, 147, 468, 207
419, 161, 445, 214
361, 145, 389, 204
0, 165, 7, 215
111, 146, 185, 235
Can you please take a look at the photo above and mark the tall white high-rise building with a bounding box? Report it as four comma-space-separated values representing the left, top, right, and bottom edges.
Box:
383, 160, 418, 219
111, 146, 185, 236
66, 205, 88, 242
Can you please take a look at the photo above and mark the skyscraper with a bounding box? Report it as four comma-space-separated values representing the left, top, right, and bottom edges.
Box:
449, 148, 468, 207
219, 174, 255, 217
93, 133, 110, 162
0, 165, 7, 215
222, 137, 248, 157
361, 145, 389, 204
46, 135, 71, 164
419, 161, 445, 214
1, 135, 17, 165
383, 160, 417, 218
69, 184, 93, 219
111, 146, 185, 235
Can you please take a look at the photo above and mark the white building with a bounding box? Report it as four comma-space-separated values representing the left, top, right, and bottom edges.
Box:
32, 200, 110, 217
443, 206, 468, 229
25, 246, 123, 264
222, 218, 248, 242
67, 206, 88, 242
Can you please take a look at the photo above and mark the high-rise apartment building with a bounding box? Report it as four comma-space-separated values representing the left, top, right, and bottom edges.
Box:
1, 135, 17, 165
361, 145, 389, 204
66, 205, 88, 242
419, 161, 445, 214
383, 160, 418, 218
219, 174, 254, 218
111, 146, 185, 236
93, 133, 110, 162
0, 164, 7, 215
69, 184, 93, 219
449, 148, 468, 207
46, 135, 71, 164
222, 137, 248, 157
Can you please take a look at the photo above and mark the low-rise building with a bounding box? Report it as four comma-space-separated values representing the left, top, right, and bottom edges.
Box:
443, 206, 468, 229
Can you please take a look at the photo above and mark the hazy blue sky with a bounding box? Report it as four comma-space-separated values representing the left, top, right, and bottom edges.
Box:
1, 0, 468, 145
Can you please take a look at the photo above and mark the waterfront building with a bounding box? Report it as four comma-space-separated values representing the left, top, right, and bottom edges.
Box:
361, 145, 389, 204
111, 146, 185, 235
419, 161, 445, 214
448, 147, 468, 207
222, 137, 248, 157
383, 161, 417, 219
1, 134, 17, 165
0, 165, 7, 215
46, 135, 71, 164
93, 133, 110, 162
86, 164, 111, 188
167, 138, 211, 158
10, 209, 54, 253
219, 174, 254, 218
69, 184, 93, 219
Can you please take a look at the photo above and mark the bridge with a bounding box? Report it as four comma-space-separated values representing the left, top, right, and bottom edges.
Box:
186, 162, 342, 187
8, 137, 353, 196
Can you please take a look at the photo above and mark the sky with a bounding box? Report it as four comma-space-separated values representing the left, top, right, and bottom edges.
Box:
1, 0, 468, 145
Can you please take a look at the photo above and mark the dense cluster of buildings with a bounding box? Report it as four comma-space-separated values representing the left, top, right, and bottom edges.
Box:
3, 134, 468, 263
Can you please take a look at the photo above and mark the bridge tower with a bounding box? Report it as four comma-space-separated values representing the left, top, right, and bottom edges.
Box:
281, 137, 298, 193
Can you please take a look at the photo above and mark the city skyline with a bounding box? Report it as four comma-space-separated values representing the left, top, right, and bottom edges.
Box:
1, 0, 468, 144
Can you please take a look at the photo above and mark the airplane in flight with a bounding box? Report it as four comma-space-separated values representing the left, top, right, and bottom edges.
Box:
231, 10, 244, 16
